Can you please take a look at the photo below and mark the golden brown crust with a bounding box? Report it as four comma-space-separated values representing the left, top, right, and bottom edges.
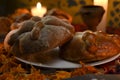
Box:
46, 8, 72, 23
60, 31, 120, 63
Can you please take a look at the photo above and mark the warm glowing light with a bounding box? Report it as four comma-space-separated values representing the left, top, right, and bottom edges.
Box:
94, 0, 108, 10
94, 0, 108, 32
37, 2, 41, 9
31, 2, 47, 17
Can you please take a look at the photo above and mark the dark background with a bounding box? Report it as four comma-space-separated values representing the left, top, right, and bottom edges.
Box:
0, 0, 39, 16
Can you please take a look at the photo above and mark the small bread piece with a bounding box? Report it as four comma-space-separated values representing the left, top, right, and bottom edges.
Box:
60, 31, 120, 63
46, 8, 72, 23
0, 17, 12, 34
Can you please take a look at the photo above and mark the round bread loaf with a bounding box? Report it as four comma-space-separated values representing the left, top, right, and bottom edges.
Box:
4, 16, 75, 57
60, 30, 120, 63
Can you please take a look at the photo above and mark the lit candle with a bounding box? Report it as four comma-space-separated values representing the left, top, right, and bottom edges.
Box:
94, 0, 108, 32
31, 2, 47, 17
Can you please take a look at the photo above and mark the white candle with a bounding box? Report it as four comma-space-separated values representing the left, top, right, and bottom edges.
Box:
31, 2, 47, 17
94, 0, 108, 32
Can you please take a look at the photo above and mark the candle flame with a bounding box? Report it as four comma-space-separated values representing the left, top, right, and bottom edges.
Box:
37, 2, 41, 9
31, 2, 47, 17
94, 0, 108, 10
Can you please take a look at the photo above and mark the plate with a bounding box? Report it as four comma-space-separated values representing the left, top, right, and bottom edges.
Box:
15, 47, 120, 69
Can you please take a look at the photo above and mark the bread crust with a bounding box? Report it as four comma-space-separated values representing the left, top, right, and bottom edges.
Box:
60, 31, 120, 63
4, 16, 75, 56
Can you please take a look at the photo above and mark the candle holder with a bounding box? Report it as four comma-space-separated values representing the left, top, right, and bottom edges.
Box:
80, 5, 105, 31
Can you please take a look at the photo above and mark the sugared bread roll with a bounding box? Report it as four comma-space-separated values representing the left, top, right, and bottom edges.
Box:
60, 31, 120, 63
4, 16, 75, 57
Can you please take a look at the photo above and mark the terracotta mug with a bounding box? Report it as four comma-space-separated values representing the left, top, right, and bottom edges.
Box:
80, 5, 105, 31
